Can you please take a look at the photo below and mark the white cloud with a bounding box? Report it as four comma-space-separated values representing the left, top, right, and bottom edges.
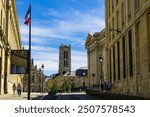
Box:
19, 3, 104, 75
20, 8, 105, 43
27, 45, 87, 75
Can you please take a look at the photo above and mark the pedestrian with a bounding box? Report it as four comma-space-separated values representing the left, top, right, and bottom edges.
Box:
12, 83, 16, 95
17, 83, 22, 96
107, 81, 110, 91
110, 82, 112, 91
101, 83, 104, 91
104, 82, 107, 91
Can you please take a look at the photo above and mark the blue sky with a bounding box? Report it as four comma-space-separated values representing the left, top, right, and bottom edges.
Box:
16, 0, 105, 76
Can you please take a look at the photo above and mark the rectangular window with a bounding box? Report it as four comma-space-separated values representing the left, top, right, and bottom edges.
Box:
112, 17, 114, 38
109, 23, 111, 41
64, 60, 66, 67
113, 45, 116, 81
116, 10, 119, 30
128, 30, 133, 77
117, 41, 120, 80
116, 0, 118, 5
122, 36, 126, 78
110, 49, 112, 82
122, 2, 125, 26
148, 12, 150, 72
136, 22, 140, 74
112, 0, 114, 12
134, 0, 139, 12
128, 0, 131, 19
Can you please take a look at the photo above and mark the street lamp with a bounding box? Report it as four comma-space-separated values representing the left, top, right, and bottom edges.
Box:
39, 68, 42, 92
82, 72, 86, 88
41, 64, 44, 93
99, 55, 103, 84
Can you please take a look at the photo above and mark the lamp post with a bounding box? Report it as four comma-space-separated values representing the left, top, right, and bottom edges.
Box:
99, 55, 103, 84
39, 68, 42, 93
82, 72, 86, 88
41, 64, 44, 93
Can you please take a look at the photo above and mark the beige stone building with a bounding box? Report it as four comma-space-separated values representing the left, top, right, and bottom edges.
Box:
0, 0, 23, 95
23, 60, 45, 92
85, 29, 107, 87
105, 0, 150, 96
59, 44, 71, 75
45, 71, 88, 92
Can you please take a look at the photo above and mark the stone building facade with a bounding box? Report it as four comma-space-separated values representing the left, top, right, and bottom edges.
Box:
45, 70, 88, 92
59, 44, 71, 75
0, 0, 23, 95
85, 29, 107, 87
23, 59, 45, 92
105, 0, 150, 96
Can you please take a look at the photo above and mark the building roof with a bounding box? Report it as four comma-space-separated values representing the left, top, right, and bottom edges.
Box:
63, 71, 76, 76
76, 67, 88, 70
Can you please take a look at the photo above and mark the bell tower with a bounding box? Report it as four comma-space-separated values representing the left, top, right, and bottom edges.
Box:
59, 44, 71, 75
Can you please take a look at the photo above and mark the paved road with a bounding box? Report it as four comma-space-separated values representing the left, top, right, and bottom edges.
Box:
0, 92, 47, 100
43, 92, 101, 100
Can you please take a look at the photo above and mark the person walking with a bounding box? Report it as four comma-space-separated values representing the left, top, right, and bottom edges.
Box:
17, 83, 22, 96
12, 83, 16, 95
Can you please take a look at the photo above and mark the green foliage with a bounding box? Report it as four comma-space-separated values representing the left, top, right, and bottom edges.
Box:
50, 83, 59, 92
64, 82, 71, 92
71, 82, 76, 91
64, 82, 76, 92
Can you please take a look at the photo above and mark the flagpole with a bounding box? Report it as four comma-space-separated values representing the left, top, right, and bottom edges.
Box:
28, 4, 31, 100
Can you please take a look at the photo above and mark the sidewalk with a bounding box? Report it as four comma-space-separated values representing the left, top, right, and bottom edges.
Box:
0, 92, 47, 100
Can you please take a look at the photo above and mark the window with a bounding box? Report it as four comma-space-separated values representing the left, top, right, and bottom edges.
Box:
122, 2, 125, 26
122, 36, 126, 78
112, 0, 114, 12
116, 0, 118, 5
64, 60, 65, 67
117, 41, 120, 80
113, 45, 116, 81
109, 23, 111, 41
134, 0, 139, 12
128, 0, 131, 19
116, 10, 119, 30
64, 60, 68, 67
112, 17, 114, 38
110, 49, 112, 82
128, 30, 133, 77
66, 61, 68, 67
64, 50, 69, 59
64, 51, 66, 59
148, 12, 150, 71
136, 22, 140, 74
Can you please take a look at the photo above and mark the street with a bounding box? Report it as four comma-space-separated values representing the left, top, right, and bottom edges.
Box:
43, 92, 101, 100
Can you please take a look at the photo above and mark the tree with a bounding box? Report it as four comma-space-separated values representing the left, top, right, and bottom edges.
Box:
64, 82, 71, 92
71, 82, 76, 92
50, 83, 59, 92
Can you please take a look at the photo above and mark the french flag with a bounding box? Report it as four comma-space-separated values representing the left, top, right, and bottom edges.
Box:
24, 6, 31, 25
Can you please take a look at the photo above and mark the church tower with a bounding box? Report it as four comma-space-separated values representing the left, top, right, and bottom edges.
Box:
59, 44, 71, 75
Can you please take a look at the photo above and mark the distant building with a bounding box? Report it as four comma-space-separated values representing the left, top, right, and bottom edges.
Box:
23, 59, 45, 92
59, 44, 71, 75
76, 67, 88, 77
85, 29, 107, 87
46, 67, 88, 92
